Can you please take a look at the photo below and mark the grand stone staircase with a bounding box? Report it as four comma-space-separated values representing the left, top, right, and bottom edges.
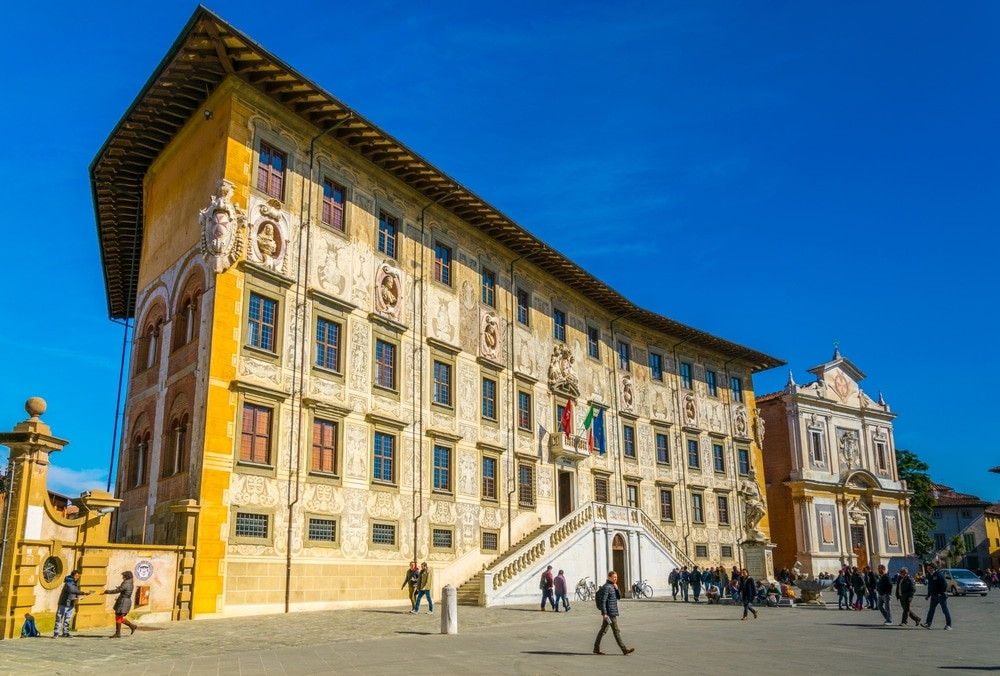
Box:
457, 525, 550, 605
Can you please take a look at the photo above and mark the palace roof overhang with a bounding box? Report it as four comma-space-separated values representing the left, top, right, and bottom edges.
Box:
90, 6, 783, 373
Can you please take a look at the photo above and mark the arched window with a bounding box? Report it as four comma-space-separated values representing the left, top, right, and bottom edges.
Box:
129, 431, 151, 488
161, 413, 189, 477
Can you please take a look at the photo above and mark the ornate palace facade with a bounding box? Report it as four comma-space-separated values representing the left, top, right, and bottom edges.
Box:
94, 8, 781, 616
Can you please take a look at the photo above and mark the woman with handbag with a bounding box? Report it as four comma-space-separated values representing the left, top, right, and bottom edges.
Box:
103, 570, 138, 638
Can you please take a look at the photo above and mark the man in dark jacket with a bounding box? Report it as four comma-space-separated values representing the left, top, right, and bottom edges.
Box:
54, 569, 91, 638
739, 569, 758, 620
895, 567, 921, 626
922, 562, 953, 630
540, 565, 556, 611
594, 571, 634, 656
876, 565, 893, 625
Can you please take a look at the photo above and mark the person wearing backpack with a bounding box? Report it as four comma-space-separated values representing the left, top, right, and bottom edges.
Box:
593, 570, 634, 656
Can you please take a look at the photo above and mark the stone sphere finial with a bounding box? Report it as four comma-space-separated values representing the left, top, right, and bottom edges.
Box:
25, 397, 47, 418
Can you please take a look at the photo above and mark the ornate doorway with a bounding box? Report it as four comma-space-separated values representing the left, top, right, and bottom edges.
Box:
612, 534, 627, 589
558, 471, 573, 520
850, 525, 868, 569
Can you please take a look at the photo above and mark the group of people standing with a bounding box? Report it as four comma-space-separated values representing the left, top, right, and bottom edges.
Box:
833, 562, 952, 630
22, 569, 140, 638
538, 565, 571, 611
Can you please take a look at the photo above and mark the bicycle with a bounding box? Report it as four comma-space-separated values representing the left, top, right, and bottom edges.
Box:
575, 577, 597, 602
631, 579, 653, 599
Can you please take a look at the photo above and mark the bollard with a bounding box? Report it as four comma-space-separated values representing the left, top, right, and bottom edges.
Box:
440, 584, 458, 634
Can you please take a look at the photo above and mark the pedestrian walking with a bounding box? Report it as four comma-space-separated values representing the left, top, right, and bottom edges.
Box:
669, 568, 680, 600
540, 565, 556, 610
922, 562, 953, 630
894, 567, 921, 626
102, 570, 137, 638
401, 561, 419, 611
554, 569, 571, 612
413, 562, 433, 614
691, 565, 703, 602
54, 569, 92, 638
680, 566, 690, 602
876, 564, 893, 625
739, 569, 758, 620
593, 570, 634, 656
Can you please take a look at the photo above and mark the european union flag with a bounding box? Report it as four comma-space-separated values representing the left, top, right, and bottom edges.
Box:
593, 407, 606, 455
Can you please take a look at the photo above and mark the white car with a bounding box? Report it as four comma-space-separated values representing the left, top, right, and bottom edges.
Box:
941, 568, 988, 596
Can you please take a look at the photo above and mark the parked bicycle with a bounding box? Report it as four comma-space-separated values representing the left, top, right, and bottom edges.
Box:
575, 577, 597, 602
631, 579, 653, 599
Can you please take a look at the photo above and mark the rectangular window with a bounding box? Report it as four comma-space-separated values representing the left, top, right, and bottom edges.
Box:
964, 533, 976, 551
680, 362, 692, 389
656, 432, 670, 464
482, 531, 499, 551
587, 326, 600, 359
240, 403, 272, 465
874, 440, 888, 471
713, 443, 725, 472
617, 341, 631, 371
434, 242, 452, 285
659, 489, 674, 521
308, 517, 337, 543
552, 308, 566, 342
809, 430, 824, 463
649, 352, 663, 381
932, 510, 942, 520
517, 391, 532, 431
691, 493, 704, 522
721, 545, 733, 559
372, 522, 396, 545
235, 512, 269, 539
481, 377, 497, 420
481, 268, 496, 306
594, 476, 609, 503
373, 432, 395, 483
378, 211, 397, 258
706, 370, 717, 396
256, 141, 285, 200
432, 528, 453, 549
433, 360, 452, 406
247, 293, 277, 352
737, 448, 750, 476
934, 533, 946, 549
626, 484, 639, 508
695, 544, 709, 558
321, 178, 345, 231
315, 318, 341, 371
482, 456, 497, 500
516, 288, 530, 325
375, 339, 397, 390
687, 439, 700, 468
623, 425, 636, 458
433, 445, 452, 492
518, 463, 535, 507
717, 495, 730, 525
311, 418, 338, 474
730, 376, 743, 403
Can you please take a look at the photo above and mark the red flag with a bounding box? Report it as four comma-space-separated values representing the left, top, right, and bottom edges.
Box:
560, 399, 573, 436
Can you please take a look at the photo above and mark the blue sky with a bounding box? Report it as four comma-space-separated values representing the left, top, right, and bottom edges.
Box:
1, 1, 997, 503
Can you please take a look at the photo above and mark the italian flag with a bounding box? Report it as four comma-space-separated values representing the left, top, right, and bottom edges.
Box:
583, 404, 596, 454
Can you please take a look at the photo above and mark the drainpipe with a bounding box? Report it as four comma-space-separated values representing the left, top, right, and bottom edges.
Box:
722, 351, 751, 570
284, 114, 353, 613
608, 315, 633, 506
412, 191, 457, 562
506, 247, 541, 548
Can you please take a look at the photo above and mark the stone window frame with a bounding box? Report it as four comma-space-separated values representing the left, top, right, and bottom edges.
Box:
515, 287, 531, 326
370, 520, 400, 551
516, 388, 533, 434
480, 449, 501, 503
648, 349, 664, 381
872, 433, 890, 473
622, 424, 636, 459
712, 442, 726, 474
433, 239, 454, 288
694, 543, 709, 558
231, 507, 277, 546
304, 512, 340, 549
679, 361, 693, 390
232, 382, 288, 479
705, 369, 718, 397
242, 268, 292, 365
481, 374, 498, 422
625, 481, 640, 509
431, 441, 454, 495
737, 447, 750, 476
808, 426, 826, 466
480, 265, 497, 308
721, 545, 734, 559
517, 460, 536, 509
658, 487, 674, 522
616, 339, 631, 372
371, 323, 402, 398
254, 136, 290, 202
319, 174, 350, 234
586, 323, 601, 361
716, 492, 731, 526
552, 306, 567, 343
308, 290, 354, 380
593, 471, 611, 504
431, 526, 456, 553
303, 399, 350, 485
686, 437, 701, 470
690, 490, 705, 523
376, 208, 401, 260
481, 530, 500, 552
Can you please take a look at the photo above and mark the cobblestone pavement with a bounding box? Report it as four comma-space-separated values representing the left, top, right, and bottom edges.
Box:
1, 593, 996, 675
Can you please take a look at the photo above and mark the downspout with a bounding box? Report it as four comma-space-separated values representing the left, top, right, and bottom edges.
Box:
722, 351, 751, 570
0, 459, 15, 589
285, 114, 353, 613
413, 190, 457, 562
608, 315, 633, 506
506, 247, 541, 547
671, 337, 694, 558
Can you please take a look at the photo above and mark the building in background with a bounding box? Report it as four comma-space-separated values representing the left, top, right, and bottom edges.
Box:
928, 483, 993, 571
757, 349, 915, 575
91, 8, 782, 617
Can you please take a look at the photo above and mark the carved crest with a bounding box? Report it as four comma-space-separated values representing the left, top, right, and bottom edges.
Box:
619, 374, 635, 413
199, 179, 246, 273
682, 392, 697, 425
838, 429, 860, 469
247, 197, 289, 275
547, 343, 579, 397
374, 263, 403, 320
479, 309, 502, 362
733, 407, 749, 438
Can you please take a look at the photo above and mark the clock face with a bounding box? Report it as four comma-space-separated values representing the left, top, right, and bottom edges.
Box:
43, 557, 61, 584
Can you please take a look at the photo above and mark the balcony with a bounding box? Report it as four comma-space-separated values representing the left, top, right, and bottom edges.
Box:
548, 432, 591, 462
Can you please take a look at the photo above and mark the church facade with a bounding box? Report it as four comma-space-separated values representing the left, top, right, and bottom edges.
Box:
757, 350, 915, 575
93, 8, 782, 617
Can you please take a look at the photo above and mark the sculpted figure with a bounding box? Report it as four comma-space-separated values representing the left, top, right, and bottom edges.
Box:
740, 467, 767, 542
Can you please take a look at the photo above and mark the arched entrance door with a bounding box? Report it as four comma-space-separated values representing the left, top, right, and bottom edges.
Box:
612, 534, 627, 589
850, 525, 868, 569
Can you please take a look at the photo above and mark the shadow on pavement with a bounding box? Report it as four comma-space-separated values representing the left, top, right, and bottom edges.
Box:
395, 631, 433, 636
523, 651, 595, 656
